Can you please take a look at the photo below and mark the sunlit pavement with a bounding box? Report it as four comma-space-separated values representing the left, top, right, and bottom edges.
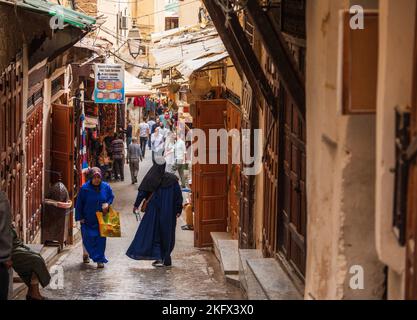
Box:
17, 151, 243, 300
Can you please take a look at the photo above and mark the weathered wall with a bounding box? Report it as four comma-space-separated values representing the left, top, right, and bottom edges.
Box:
375, 0, 416, 300
0, 6, 23, 71
75, 0, 97, 17
305, 0, 385, 299
179, 0, 202, 27
225, 59, 242, 98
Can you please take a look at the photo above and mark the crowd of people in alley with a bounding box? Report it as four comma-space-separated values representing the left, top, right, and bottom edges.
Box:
91, 109, 189, 190
0, 108, 192, 300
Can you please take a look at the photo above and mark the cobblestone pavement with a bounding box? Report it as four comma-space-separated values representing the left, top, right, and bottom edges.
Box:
18, 151, 243, 300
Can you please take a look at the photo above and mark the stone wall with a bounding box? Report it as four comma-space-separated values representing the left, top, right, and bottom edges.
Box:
305, 0, 385, 299
74, 0, 97, 17
0, 6, 23, 71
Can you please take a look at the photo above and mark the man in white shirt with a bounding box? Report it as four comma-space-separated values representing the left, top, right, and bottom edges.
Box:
138, 118, 150, 158
147, 118, 156, 150
151, 127, 165, 165
173, 133, 187, 188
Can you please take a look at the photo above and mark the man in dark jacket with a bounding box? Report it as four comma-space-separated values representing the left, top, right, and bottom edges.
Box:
111, 133, 125, 181
0, 191, 12, 300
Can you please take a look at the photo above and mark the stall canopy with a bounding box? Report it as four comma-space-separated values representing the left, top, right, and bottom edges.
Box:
150, 24, 229, 79
125, 71, 154, 96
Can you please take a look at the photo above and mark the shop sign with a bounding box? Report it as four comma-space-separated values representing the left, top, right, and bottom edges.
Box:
94, 64, 125, 104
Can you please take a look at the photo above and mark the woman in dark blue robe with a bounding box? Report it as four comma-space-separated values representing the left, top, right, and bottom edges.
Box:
126, 163, 183, 267
75, 168, 114, 268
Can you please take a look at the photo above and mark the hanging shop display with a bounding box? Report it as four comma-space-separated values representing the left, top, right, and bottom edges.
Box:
94, 63, 125, 104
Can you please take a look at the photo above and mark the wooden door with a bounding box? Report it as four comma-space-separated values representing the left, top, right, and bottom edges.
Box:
406, 8, 417, 299
240, 81, 256, 249
0, 56, 24, 238
227, 101, 241, 240
51, 103, 74, 243
193, 99, 228, 247
260, 1, 307, 280
25, 103, 43, 242
278, 89, 307, 278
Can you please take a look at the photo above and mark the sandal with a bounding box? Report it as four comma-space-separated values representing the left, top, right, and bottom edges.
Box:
97, 263, 105, 269
83, 255, 90, 264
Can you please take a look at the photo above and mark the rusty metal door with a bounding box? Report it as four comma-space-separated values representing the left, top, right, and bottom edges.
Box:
25, 103, 43, 242
0, 56, 24, 238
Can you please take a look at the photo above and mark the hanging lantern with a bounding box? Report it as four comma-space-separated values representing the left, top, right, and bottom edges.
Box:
127, 19, 142, 59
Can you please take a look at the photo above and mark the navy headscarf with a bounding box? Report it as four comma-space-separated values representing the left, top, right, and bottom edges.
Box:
138, 163, 178, 192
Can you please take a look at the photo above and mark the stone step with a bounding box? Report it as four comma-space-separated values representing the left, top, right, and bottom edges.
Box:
12, 244, 60, 300
238, 249, 267, 300
225, 274, 241, 288
218, 239, 239, 275
13, 244, 59, 281
210, 232, 232, 262
247, 258, 302, 300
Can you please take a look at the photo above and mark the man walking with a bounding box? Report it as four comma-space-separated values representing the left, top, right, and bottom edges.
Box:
151, 127, 165, 165
0, 191, 12, 300
138, 118, 150, 158
111, 133, 125, 181
128, 137, 142, 184
174, 133, 188, 188
147, 117, 156, 150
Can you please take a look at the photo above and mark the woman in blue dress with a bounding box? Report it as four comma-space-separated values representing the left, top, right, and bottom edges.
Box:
126, 163, 183, 267
75, 167, 114, 268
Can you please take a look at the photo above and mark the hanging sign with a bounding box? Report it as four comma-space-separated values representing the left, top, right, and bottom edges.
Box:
94, 64, 125, 104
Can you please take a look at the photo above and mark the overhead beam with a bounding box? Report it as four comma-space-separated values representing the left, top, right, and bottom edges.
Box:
203, 0, 277, 118
246, 0, 306, 120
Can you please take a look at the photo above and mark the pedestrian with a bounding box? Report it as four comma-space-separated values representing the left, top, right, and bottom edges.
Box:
128, 137, 142, 184
138, 118, 150, 158
164, 132, 176, 173
0, 191, 12, 300
10, 225, 51, 300
147, 117, 156, 150
126, 163, 183, 267
173, 133, 188, 188
75, 167, 114, 268
111, 133, 125, 181
151, 127, 165, 165
120, 121, 133, 148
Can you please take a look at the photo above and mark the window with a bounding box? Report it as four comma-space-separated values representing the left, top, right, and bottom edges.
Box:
165, 17, 179, 30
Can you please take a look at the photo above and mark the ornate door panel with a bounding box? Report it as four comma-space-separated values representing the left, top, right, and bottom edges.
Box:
0, 56, 24, 238
25, 103, 43, 242
240, 82, 256, 249
262, 0, 307, 279
263, 102, 279, 256
278, 90, 307, 278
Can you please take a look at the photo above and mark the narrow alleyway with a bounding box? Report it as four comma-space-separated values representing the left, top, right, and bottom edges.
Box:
17, 152, 243, 300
